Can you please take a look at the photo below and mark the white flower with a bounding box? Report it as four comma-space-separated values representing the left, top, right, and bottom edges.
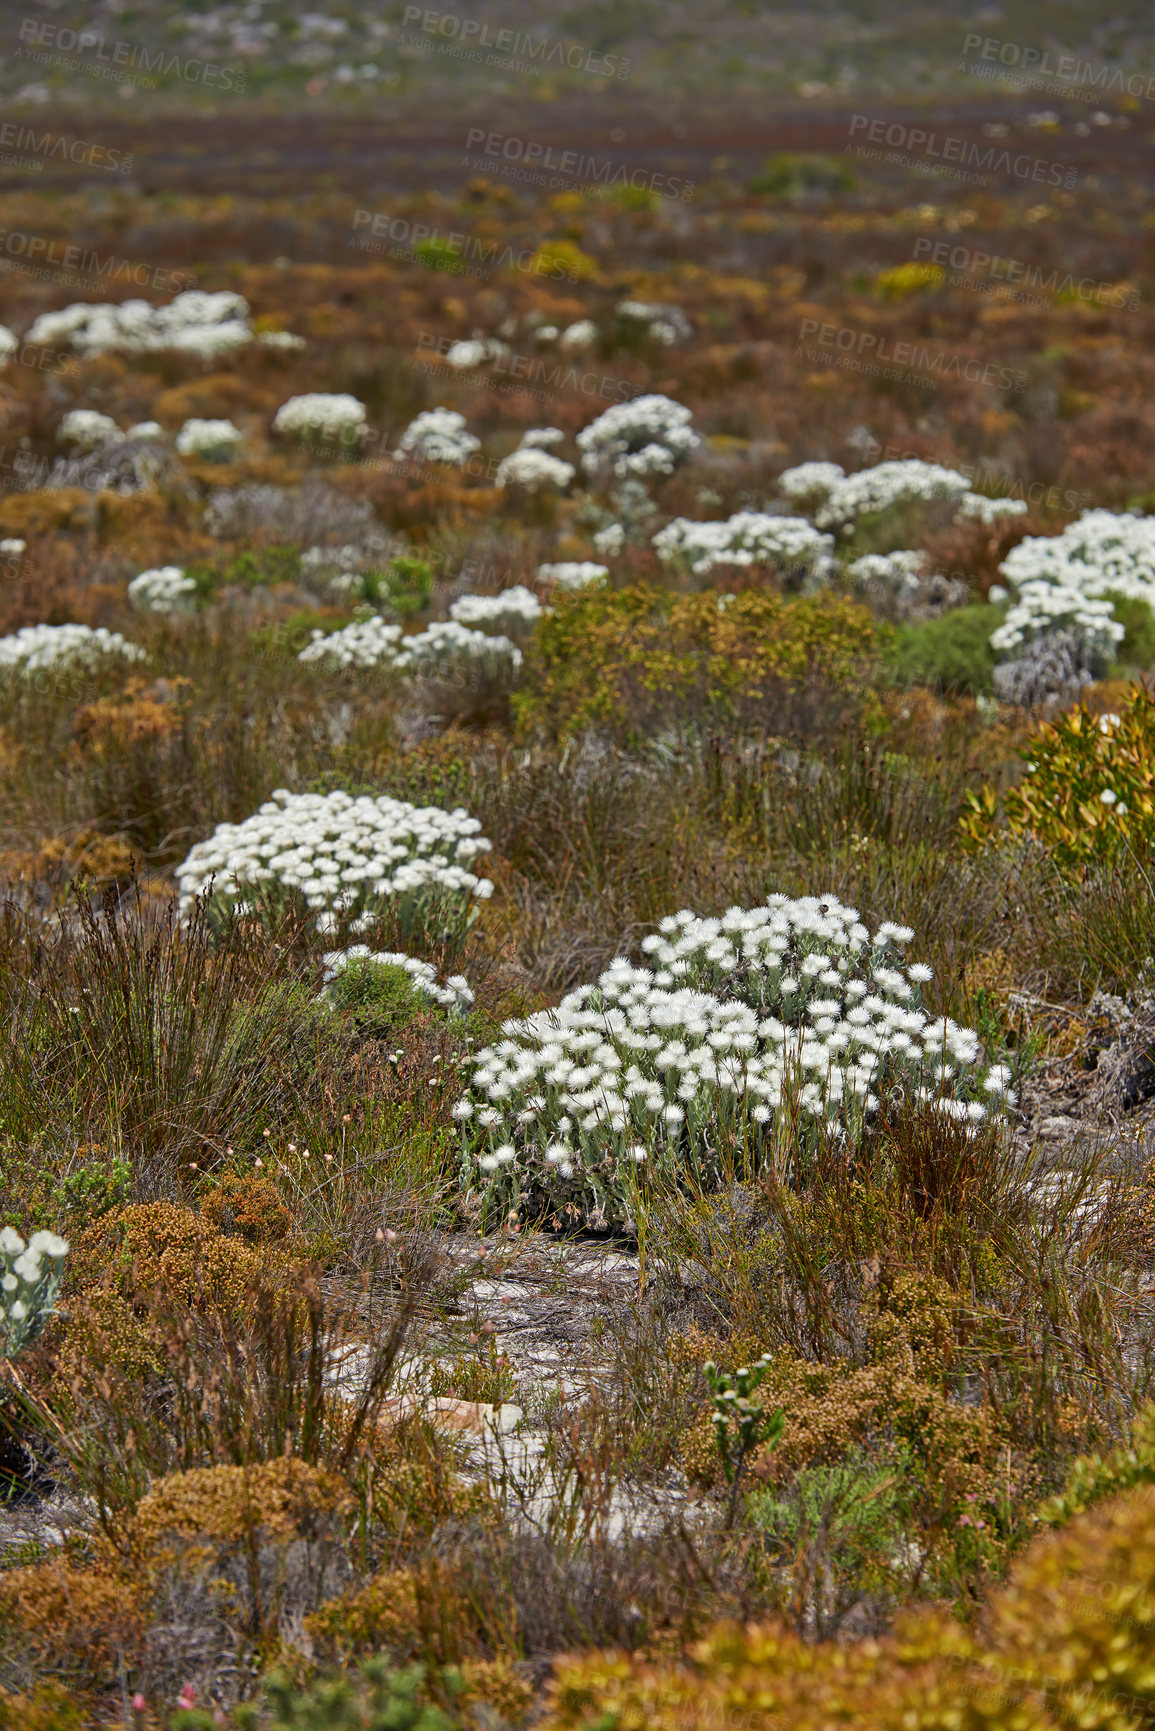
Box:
495, 448, 575, 491
616, 300, 692, 345
653, 512, 835, 585
0, 539, 25, 554
393, 407, 479, 466
776, 461, 845, 506
0, 623, 145, 677
273, 393, 368, 442
577, 394, 699, 481
449, 587, 542, 632
559, 319, 597, 352
999, 510, 1155, 611
957, 493, 1029, 526
989, 583, 1123, 664
127, 421, 164, 441
128, 566, 197, 615
593, 524, 626, 557
445, 337, 508, 369
814, 460, 971, 530
519, 427, 566, 449
175, 417, 244, 458
58, 408, 120, 449
1101, 788, 1118, 805
299, 616, 404, 669
29, 290, 268, 357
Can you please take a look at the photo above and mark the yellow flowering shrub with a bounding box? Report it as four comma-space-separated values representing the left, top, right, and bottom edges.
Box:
961, 684, 1155, 867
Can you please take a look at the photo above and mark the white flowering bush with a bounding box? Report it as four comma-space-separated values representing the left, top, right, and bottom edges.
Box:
537, 561, 609, 591
58, 408, 120, 450
0, 325, 17, 364
393, 621, 523, 687
444, 337, 508, 369
519, 428, 566, 449
299, 616, 404, 669
176, 789, 494, 948
559, 319, 597, 352
847, 551, 927, 597
998, 510, 1155, 609
175, 417, 244, 460
273, 393, 369, 446
495, 448, 575, 491
128, 565, 198, 615
0, 623, 146, 679
1, 1227, 68, 1360
989, 583, 1123, 665
815, 461, 972, 532
127, 421, 165, 441
455, 894, 1004, 1232
957, 493, 1029, 527
393, 408, 480, 466
577, 394, 700, 482
448, 587, 543, 634
652, 512, 836, 586
776, 462, 847, 508
615, 300, 692, 346
322, 946, 474, 1014
28, 290, 261, 358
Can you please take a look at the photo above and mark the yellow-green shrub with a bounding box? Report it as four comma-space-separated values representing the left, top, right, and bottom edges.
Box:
961, 685, 1155, 867
515, 585, 883, 742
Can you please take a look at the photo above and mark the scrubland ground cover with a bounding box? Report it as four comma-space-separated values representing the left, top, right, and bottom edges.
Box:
4, 81, 1155, 1729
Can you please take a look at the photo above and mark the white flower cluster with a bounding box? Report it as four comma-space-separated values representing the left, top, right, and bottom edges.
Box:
176, 789, 495, 939
593, 523, 626, 557
495, 447, 575, 491
27, 291, 276, 358
846, 551, 927, 595
449, 586, 543, 632
652, 511, 836, 583
814, 461, 972, 532
58, 408, 120, 449
175, 417, 244, 458
576, 394, 700, 481
519, 428, 566, 449
393, 408, 480, 466
394, 621, 523, 684
0, 326, 16, 364
128, 566, 198, 614
956, 493, 1029, 526
999, 510, 1155, 610
616, 300, 692, 346
299, 616, 404, 669
776, 461, 847, 506
444, 337, 509, 369
537, 561, 609, 591
559, 319, 597, 352
322, 946, 474, 1013
989, 583, 1124, 663
0, 623, 146, 678
455, 894, 1001, 1231
272, 394, 368, 442
0, 1226, 68, 1361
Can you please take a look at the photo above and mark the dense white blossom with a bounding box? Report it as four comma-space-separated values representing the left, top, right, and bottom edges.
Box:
616, 300, 692, 345
519, 428, 566, 449
846, 550, 927, 595
776, 462, 846, 506
175, 417, 244, 458
393, 621, 523, 684
593, 524, 626, 557
815, 460, 972, 531
989, 582, 1123, 663
448, 587, 543, 631
273, 393, 368, 442
999, 510, 1155, 610
577, 394, 700, 481
27, 291, 268, 358
456, 893, 998, 1231
393, 408, 480, 466
652, 511, 835, 582
299, 616, 404, 668
559, 319, 597, 352
176, 789, 494, 939
0, 623, 145, 676
444, 337, 508, 369
128, 566, 197, 614
58, 408, 119, 449
495, 448, 575, 491
957, 493, 1029, 526
1, 1226, 68, 1361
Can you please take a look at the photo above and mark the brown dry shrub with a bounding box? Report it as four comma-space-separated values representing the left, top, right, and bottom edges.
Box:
0, 1558, 144, 1669
200, 1172, 292, 1245
131, 1455, 352, 1553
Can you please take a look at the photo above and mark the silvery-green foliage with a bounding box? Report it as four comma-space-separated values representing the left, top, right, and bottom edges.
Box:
0, 1228, 68, 1360
454, 895, 1008, 1232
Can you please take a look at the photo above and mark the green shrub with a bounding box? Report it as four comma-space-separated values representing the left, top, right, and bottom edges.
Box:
229, 1661, 459, 1731
889, 605, 1001, 696
325, 958, 432, 1041
749, 153, 854, 196
1108, 593, 1155, 670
